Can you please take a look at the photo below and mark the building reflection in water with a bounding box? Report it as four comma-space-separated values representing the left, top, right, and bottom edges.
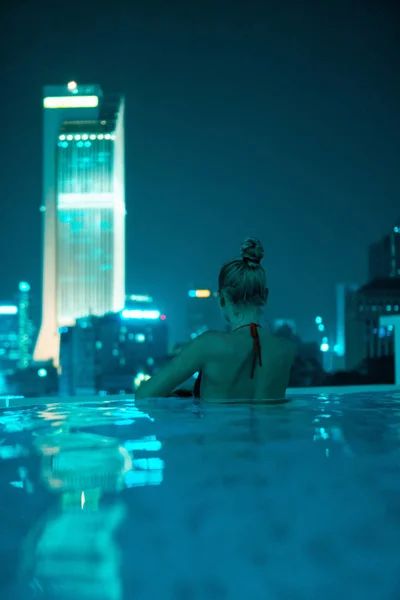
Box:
19, 402, 164, 599
312, 394, 351, 457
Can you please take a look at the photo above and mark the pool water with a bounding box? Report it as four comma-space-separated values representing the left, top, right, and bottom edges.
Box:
1, 392, 400, 599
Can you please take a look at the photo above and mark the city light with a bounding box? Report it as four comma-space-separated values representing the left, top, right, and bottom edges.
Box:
43, 95, 99, 109
160, 314, 167, 321
318, 323, 325, 332
0, 306, 18, 315
189, 289, 211, 298
121, 309, 161, 320
128, 295, 153, 303
37, 368, 47, 378
19, 282, 30, 292
134, 372, 150, 390
320, 343, 329, 352
135, 333, 146, 343
315, 316, 323, 325
67, 81, 77, 91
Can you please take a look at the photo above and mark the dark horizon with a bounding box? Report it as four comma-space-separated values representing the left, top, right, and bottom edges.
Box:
1, 0, 399, 343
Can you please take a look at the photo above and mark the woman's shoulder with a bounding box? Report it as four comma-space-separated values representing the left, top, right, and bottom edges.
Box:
261, 332, 298, 357
195, 330, 231, 357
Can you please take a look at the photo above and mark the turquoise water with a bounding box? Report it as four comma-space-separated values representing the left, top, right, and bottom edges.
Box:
1, 392, 400, 599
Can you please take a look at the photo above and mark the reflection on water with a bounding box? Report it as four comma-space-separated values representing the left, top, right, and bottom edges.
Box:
0, 401, 164, 599
0, 393, 400, 599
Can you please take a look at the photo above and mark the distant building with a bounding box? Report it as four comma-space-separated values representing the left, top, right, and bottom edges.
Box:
0, 305, 19, 377
6, 362, 58, 397
368, 221, 400, 280
334, 283, 359, 370
18, 282, 35, 369
35, 82, 125, 366
186, 289, 221, 339
345, 278, 400, 371
59, 303, 168, 396
272, 319, 297, 336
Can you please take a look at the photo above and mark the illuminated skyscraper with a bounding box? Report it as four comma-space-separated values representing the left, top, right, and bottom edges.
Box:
35, 83, 125, 365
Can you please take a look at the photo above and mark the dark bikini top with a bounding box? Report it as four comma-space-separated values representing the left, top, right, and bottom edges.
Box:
193, 323, 262, 399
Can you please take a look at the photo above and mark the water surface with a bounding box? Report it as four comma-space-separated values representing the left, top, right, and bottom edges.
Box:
0, 392, 400, 599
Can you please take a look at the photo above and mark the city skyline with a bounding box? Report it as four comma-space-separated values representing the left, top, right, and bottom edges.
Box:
1, 1, 399, 344
34, 83, 125, 365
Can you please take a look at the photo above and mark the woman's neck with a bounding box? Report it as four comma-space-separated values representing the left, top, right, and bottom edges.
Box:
228, 310, 260, 332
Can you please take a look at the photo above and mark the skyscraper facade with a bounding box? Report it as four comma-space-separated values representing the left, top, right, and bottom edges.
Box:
35, 83, 125, 365
368, 221, 400, 281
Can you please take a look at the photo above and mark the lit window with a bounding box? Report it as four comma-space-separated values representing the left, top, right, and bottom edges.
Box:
66, 134, 73, 141
77, 141, 84, 148
147, 357, 154, 366
386, 305, 392, 311
105, 133, 111, 140
74, 135, 81, 141
59, 135, 66, 141
112, 349, 119, 356
318, 324, 325, 332
82, 134, 88, 140
95, 341, 102, 350
119, 335, 126, 342
98, 134, 104, 140
135, 333, 146, 343
395, 305, 399, 312
90, 134, 96, 140
84, 141, 91, 148
111, 134, 116, 140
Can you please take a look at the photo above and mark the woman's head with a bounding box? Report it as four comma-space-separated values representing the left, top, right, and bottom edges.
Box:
218, 238, 268, 319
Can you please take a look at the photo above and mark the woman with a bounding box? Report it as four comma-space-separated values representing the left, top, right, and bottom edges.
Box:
135, 237, 296, 402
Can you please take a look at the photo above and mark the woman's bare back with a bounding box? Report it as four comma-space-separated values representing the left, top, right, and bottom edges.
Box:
200, 329, 296, 402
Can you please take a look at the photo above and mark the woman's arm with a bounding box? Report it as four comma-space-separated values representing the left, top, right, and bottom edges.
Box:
135, 332, 211, 400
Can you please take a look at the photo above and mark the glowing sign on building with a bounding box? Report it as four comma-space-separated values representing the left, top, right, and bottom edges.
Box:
121, 310, 161, 320
43, 95, 99, 109
127, 295, 153, 303
0, 306, 18, 315
188, 289, 211, 298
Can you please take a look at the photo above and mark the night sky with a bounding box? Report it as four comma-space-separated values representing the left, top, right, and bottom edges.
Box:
1, 0, 399, 343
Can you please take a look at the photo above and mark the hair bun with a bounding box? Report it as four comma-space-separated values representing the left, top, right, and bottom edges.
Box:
241, 237, 264, 267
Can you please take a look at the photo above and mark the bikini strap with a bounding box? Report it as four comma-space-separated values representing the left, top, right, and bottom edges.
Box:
249, 323, 262, 379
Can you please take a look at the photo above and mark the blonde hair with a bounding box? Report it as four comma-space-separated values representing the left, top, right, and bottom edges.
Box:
218, 237, 267, 306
